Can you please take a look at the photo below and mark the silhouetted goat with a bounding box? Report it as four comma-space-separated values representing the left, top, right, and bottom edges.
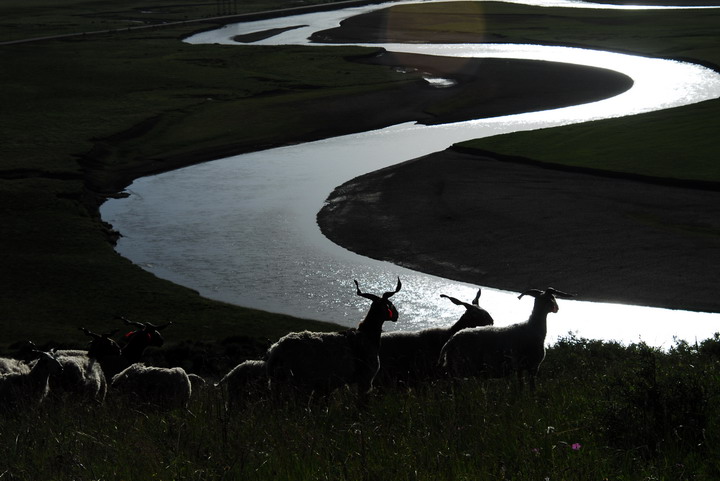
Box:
266, 278, 402, 401
439, 287, 575, 388
376, 288, 494, 387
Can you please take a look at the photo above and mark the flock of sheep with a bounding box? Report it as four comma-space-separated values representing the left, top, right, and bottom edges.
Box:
0, 279, 574, 411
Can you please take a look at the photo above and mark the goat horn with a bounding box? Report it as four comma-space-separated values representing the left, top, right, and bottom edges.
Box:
518, 289, 544, 300
354, 279, 380, 301
118, 316, 146, 328
440, 294, 463, 306
383, 276, 402, 299
145, 321, 173, 330
79, 327, 101, 339
546, 287, 576, 299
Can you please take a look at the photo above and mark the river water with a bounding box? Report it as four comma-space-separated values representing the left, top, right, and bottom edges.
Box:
100, 0, 720, 347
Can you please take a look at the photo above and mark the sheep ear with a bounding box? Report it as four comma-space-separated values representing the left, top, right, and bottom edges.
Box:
472, 288, 481, 306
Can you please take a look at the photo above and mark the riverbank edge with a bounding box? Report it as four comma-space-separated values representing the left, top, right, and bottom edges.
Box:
87, 7, 720, 316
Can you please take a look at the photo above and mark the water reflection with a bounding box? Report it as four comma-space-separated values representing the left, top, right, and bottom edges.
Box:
101, 0, 720, 348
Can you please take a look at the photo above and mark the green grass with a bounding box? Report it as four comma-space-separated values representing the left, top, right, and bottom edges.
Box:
0, 8, 409, 348
5, 336, 720, 480
354, 1, 720, 182
2, 1, 720, 349
3, 3, 720, 479
0, 0, 356, 42
459, 100, 720, 183
413, 2, 720, 183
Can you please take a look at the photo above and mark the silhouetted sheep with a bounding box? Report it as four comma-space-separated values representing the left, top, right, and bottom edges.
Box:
0, 350, 63, 407
110, 363, 192, 410
439, 287, 575, 388
376, 288, 494, 387
266, 278, 402, 402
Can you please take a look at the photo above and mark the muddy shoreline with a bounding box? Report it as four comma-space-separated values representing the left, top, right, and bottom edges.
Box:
317, 148, 720, 313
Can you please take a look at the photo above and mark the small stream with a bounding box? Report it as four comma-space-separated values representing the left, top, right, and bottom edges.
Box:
100, 0, 720, 347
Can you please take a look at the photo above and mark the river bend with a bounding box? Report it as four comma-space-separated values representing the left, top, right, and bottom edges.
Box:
100, 0, 720, 346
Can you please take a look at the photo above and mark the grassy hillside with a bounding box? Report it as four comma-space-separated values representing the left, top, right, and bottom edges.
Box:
2, 0, 719, 353
0, 1, 410, 351
436, 2, 720, 183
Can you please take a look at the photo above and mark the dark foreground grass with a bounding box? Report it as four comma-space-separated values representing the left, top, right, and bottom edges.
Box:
4, 336, 720, 480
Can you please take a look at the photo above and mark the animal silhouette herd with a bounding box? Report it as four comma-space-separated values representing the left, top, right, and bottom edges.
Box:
0, 279, 574, 410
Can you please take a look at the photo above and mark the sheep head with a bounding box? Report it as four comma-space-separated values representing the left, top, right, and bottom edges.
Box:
354, 277, 402, 327
518, 287, 576, 314
441, 288, 494, 331
80, 327, 122, 360
32, 350, 64, 375
117, 318, 173, 362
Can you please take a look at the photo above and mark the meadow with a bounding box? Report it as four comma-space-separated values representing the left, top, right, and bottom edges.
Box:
2, 0, 718, 344
2, 1, 720, 478
4, 335, 720, 480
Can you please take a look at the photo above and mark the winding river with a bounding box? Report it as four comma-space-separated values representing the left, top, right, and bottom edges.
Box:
100, 0, 720, 347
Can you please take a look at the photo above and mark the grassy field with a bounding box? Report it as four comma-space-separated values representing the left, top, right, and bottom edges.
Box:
4, 335, 720, 479
1, 0, 718, 354
3, 1, 720, 479
0, 0, 366, 42
437, 2, 720, 183
0, 0, 412, 350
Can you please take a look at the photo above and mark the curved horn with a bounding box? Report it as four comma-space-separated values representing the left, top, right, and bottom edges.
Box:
79, 327, 101, 339
518, 289, 544, 300
354, 279, 380, 302
546, 287, 576, 299
440, 294, 464, 307
117, 316, 145, 329
145, 321, 173, 331
382, 277, 402, 300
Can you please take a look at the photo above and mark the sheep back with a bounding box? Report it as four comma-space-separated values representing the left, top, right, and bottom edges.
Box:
111, 364, 191, 409
377, 328, 452, 386
266, 330, 372, 394
51, 352, 107, 403
218, 360, 267, 409
0, 357, 30, 375
441, 324, 546, 378
0, 352, 62, 406
221, 360, 266, 391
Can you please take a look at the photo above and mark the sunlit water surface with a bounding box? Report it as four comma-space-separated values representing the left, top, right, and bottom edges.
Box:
101, 0, 720, 347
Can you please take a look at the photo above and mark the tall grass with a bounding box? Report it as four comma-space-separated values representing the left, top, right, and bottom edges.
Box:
4, 336, 720, 480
